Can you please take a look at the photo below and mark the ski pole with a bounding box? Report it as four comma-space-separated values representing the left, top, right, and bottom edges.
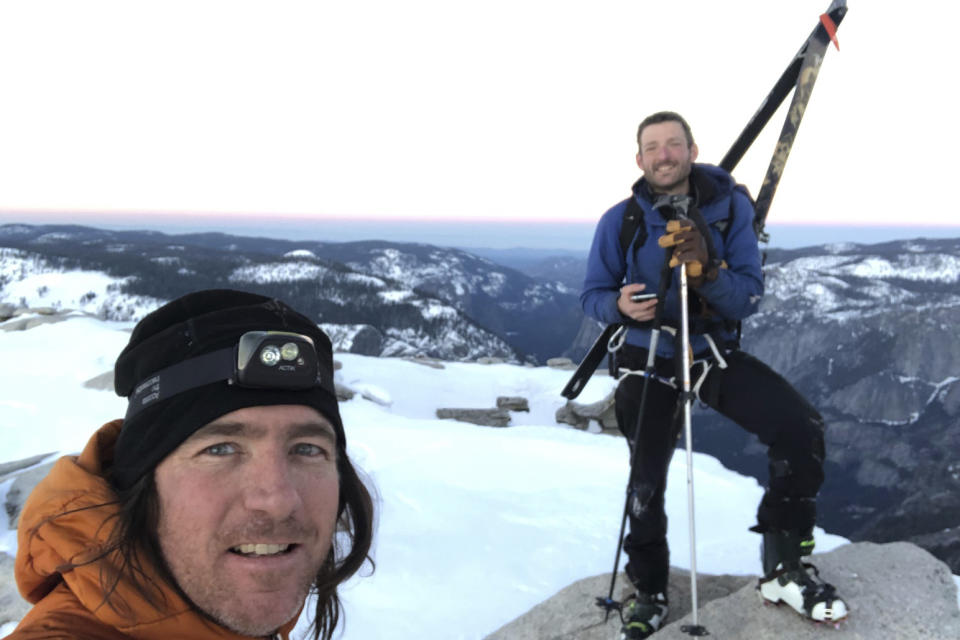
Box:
598, 248, 675, 620
676, 236, 708, 637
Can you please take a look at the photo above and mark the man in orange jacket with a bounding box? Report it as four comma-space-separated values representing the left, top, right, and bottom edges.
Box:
7, 290, 374, 640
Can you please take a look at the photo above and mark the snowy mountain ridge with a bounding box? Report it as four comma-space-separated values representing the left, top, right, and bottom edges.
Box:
0, 247, 162, 321
559, 235, 960, 575
0, 227, 521, 362
0, 224, 582, 363
760, 250, 960, 322
3, 223, 959, 574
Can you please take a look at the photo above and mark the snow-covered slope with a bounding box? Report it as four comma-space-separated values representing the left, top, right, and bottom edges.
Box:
0, 231, 520, 363
761, 249, 960, 321
0, 314, 853, 639
0, 248, 161, 321
0, 225, 583, 363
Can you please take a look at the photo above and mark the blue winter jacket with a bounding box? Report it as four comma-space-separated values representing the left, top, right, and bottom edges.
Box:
580, 163, 763, 358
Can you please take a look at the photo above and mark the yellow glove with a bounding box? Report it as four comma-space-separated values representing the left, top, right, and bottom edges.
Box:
657, 221, 703, 277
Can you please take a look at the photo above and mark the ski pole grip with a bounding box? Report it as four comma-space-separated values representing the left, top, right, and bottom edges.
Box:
658, 221, 703, 277
667, 257, 703, 278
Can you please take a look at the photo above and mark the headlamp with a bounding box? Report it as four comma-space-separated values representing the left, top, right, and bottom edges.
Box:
125, 330, 329, 421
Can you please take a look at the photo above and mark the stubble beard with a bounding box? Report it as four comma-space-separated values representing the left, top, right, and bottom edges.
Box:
647, 159, 692, 195
160, 516, 326, 637
191, 569, 315, 637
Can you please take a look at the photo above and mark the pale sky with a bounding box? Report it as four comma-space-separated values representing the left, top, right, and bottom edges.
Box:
0, 0, 957, 231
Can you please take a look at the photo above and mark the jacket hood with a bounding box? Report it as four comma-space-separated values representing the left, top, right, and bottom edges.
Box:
633, 163, 737, 213
14, 420, 298, 639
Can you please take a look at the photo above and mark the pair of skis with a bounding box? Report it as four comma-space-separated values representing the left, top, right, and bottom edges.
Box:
568, 1, 849, 636
563, 0, 847, 401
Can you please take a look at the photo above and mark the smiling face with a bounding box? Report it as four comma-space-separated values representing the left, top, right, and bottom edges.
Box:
154, 404, 340, 636
636, 120, 698, 195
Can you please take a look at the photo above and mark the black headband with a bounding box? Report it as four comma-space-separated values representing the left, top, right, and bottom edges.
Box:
111, 290, 343, 491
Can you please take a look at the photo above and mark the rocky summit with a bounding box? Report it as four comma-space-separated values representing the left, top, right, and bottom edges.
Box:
486, 542, 960, 640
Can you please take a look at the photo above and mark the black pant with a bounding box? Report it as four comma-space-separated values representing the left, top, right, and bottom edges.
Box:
614, 344, 825, 594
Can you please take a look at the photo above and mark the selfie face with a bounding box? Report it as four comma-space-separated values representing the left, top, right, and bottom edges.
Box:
155, 404, 341, 636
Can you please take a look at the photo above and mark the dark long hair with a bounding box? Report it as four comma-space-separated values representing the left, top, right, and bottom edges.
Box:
90, 450, 376, 640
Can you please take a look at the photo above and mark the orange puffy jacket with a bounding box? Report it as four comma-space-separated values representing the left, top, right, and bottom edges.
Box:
6, 421, 298, 640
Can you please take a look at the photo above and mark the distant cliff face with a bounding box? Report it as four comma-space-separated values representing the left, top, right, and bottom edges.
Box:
566, 238, 960, 572
548, 238, 960, 572
733, 239, 960, 572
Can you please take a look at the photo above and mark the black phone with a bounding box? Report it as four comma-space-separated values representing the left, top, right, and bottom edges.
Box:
630, 292, 657, 302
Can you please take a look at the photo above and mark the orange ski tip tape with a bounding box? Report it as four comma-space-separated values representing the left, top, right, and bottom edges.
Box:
820, 13, 840, 51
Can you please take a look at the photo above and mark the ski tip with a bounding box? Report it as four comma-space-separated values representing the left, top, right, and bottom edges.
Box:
820, 13, 840, 51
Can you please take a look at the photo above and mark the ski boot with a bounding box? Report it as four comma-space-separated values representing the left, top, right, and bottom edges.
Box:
619, 591, 668, 639
758, 530, 848, 623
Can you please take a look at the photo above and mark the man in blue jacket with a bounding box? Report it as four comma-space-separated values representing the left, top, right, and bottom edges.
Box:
581, 111, 847, 638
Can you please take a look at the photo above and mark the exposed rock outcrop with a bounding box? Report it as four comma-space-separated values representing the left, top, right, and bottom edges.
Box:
436, 396, 532, 427
0, 552, 31, 628
2, 454, 58, 530
5, 461, 56, 529
555, 391, 617, 432
546, 357, 577, 370
82, 370, 114, 391
403, 356, 446, 369
496, 396, 529, 412
436, 408, 511, 427
485, 542, 960, 640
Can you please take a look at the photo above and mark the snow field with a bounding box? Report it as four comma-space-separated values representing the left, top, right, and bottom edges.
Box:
0, 317, 954, 638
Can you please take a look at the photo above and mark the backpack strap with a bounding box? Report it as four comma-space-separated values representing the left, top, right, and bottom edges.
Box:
625, 182, 751, 257
723, 182, 758, 348
619, 196, 646, 259
714, 182, 753, 241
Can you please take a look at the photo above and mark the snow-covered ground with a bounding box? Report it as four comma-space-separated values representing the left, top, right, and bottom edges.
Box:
0, 315, 956, 638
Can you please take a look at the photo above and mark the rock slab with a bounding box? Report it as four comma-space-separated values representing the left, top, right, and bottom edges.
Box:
0, 552, 31, 627
436, 408, 511, 427
485, 542, 960, 640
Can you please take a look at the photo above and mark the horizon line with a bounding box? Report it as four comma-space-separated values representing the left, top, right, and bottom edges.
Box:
2, 210, 960, 230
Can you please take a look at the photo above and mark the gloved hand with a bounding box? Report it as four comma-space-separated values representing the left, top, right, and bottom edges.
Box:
657, 220, 709, 277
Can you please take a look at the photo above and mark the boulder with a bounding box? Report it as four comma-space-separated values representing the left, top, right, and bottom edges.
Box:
496, 396, 529, 412
322, 324, 383, 356
436, 408, 511, 427
347, 325, 384, 355
547, 357, 577, 370
555, 391, 617, 432
485, 542, 960, 640
404, 356, 446, 369
82, 370, 114, 391
334, 382, 356, 402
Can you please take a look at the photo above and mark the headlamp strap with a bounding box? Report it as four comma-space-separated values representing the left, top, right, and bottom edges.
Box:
125, 347, 235, 421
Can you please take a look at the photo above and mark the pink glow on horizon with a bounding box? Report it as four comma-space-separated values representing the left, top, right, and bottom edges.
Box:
4, 208, 960, 229
1, 208, 604, 225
